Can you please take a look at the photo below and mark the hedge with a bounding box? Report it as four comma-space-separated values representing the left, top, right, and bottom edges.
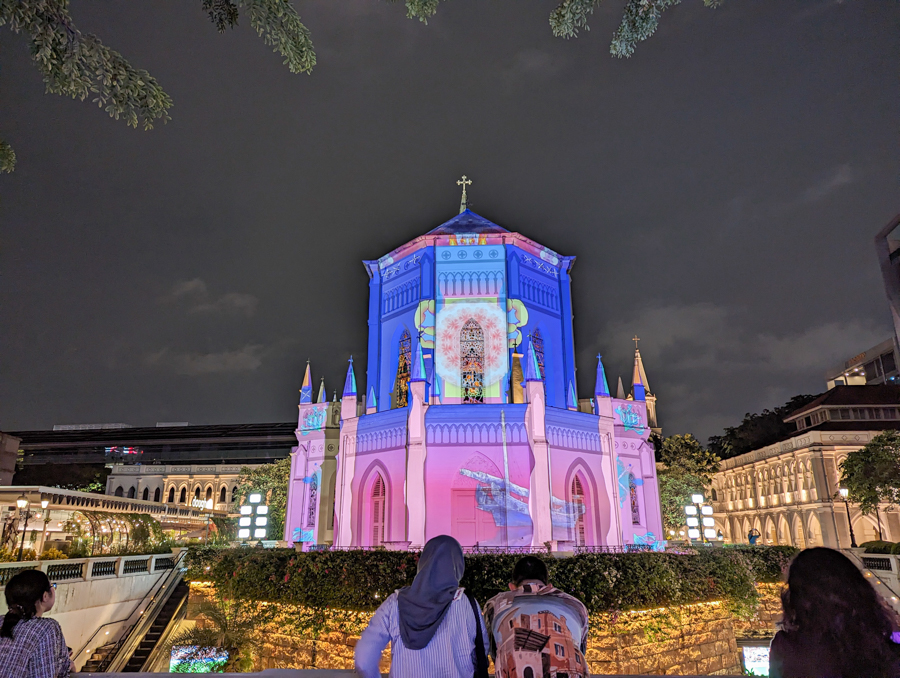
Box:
860, 540, 900, 555
186, 545, 797, 619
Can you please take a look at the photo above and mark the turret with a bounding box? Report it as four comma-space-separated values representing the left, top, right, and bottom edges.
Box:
631, 349, 647, 402
317, 377, 327, 404
341, 357, 358, 420
299, 361, 313, 404
367, 386, 377, 415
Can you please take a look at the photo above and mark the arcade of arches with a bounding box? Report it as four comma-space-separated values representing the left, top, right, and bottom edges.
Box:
711, 429, 897, 548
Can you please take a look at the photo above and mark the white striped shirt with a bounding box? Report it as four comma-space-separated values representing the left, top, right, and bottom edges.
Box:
355, 587, 489, 678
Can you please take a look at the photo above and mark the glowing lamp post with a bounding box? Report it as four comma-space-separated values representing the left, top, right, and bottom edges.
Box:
684, 493, 717, 543
237, 492, 269, 543
16, 494, 30, 562
838, 487, 858, 548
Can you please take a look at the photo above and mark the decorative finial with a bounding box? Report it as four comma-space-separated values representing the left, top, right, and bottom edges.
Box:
457, 175, 472, 214
632, 335, 640, 350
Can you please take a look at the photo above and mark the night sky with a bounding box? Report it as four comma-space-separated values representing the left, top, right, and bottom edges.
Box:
1, 1, 897, 442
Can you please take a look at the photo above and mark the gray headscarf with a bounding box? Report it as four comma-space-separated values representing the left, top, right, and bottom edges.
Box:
396, 535, 465, 650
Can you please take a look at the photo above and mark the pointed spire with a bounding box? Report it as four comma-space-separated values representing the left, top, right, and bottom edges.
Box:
299, 361, 313, 404
343, 356, 357, 397
432, 369, 442, 402
332, 390, 337, 403
568, 381, 578, 410
317, 377, 326, 404
524, 337, 543, 382
410, 336, 427, 382
594, 354, 610, 397
367, 386, 377, 409
457, 175, 472, 214
632, 349, 646, 401
616, 376, 626, 400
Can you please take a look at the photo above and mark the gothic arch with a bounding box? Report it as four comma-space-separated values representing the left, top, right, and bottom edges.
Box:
167, 487, 175, 503
153, 487, 161, 503
563, 459, 609, 546
142, 488, 149, 501
356, 461, 393, 547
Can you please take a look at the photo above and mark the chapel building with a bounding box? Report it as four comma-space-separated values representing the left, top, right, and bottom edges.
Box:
284, 205, 663, 550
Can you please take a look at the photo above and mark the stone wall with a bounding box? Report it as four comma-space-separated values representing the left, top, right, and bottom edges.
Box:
732, 584, 783, 640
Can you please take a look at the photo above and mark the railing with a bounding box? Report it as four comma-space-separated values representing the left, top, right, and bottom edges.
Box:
78, 549, 187, 671
47, 561, 86, 581
91, 559, 117, 577
0, 565, 36, 586
154, 556, 175, 571
863, 556, 893, 571
0, 552, 179, 586
574, 544, 653, 554
123, 557, 151, 574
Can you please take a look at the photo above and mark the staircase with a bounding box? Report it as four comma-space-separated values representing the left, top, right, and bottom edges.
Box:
121, 580, 190, 672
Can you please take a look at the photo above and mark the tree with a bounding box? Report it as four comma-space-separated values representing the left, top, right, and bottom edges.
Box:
839, 430, 900, 516
233, 457, 290, 539
708, 393, 820, 460
1, 0, 728, 172
653, 433, 720, 533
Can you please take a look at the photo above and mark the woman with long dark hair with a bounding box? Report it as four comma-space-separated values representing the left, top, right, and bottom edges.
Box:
770, 547, 900, 678
0, 570, 71, 678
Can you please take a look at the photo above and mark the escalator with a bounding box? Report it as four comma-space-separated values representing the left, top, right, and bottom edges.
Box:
122, 580, 189, 671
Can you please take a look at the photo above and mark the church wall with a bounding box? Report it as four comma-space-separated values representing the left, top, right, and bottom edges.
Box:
423, 405, 534, 547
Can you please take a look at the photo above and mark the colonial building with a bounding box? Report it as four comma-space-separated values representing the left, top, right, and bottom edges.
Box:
711, 385, 900, 548
285, 197, 664, 551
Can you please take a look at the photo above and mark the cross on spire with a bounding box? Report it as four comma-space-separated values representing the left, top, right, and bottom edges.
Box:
632, 335, 640, 350
457, 175, 472, 214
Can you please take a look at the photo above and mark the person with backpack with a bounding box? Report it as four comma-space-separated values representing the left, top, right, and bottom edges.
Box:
354, 535, 489, 678
0, 569, 71, 678
483, 555, 590, 678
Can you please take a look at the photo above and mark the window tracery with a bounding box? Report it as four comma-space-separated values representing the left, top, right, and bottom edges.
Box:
395, 330, 411, 408
629, 473, 641, 524
461, 319, 485, 403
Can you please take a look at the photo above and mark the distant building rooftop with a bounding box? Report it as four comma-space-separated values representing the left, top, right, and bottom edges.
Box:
784, 384, 900, 433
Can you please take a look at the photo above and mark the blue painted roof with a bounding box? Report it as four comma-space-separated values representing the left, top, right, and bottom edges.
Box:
426, 210, 509, 236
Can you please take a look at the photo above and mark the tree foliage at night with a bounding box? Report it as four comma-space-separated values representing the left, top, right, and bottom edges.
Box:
840, 430, 900, 515
1, 0, 727, 172
708, 393, 820, 460
233, 457, 290, 539
653, 433, 720, 532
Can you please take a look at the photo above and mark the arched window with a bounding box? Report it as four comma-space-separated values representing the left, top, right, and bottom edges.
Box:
571, 476, 586, 547
114, 486, 124, 497
168, 487, 175, 503
307, 474, 318, 528
179, 487, 187, 503
231, 486, 238, 503
205, 486, 213, 501
460, 319, 485, 404
220, 486, 227, 503
394, 330, 412, 408
154, 488, 161, 502
524, 669, 534, 678
532, 329, 546, 382
629, 473, 641, 524
372, 475, 386, 546
194, 487, 201, 500
127, 486, 136, 499
142, 488, 149, 501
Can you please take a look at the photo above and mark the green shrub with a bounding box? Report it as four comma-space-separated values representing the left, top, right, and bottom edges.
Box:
186, 546, 781, 619
722, 545, 798, 582
889, 543, 900, 556
861, 540, 895, 554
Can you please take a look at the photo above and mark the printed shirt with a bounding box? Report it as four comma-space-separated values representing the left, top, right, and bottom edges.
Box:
354, 587, 489, 678
0, 617, 71, 678
483, 583, 590, 678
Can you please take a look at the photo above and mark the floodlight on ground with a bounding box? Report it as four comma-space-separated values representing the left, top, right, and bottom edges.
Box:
240, 506, 252, 515
686, 517, 699, 527
238, 528, 250, 539
688, 528, 701, 540
239, 517, 251, 527
254, 528, 266, 538
684, 506, 698, 515
16, 494, 28, 510
691, 494, 704, 504
249, 493, 262, 504
702, 517, 715, 527
704, 528, 717, 539
701, 505, 714, 515
255, 517, 267, 527
257, 505, 269, 515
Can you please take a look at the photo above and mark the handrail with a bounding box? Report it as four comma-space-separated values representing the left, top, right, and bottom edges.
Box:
74, 551, 183, 660
81, 550, 186, 671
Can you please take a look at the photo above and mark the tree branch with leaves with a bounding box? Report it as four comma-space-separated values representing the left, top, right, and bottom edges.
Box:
839, 430, 900, 516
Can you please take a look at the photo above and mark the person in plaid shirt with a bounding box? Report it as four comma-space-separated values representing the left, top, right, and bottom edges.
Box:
483, 556, 590, 678
0, 570, 71, 678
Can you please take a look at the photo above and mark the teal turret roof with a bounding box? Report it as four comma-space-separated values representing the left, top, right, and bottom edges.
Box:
595, 355, 610, 397
525, 338, 543, 382
343, 357, 357, 397
425, 210, 509, 236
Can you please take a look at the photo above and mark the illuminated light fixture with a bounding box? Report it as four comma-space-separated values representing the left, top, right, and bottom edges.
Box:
238, 529, 250, 539
701, 505, 714, 516
691, 494, 704, 504
684, 506, 698, 516
16, 494, 28, 510
240, 506, 253, 515
257, 505, 269, 515
688, 528, 701, 540
40, 498, 49, 510
239, 517, 251, 527
668, 530, 675, 536
253, 528, 266, 538
255, 517, 267, 527
686, 517, 699, 527
702, 517, 716, 528
679, 530, 685, 536
249, 493, 262, 504
704, 528, 717, 539
839, 487, 849, 500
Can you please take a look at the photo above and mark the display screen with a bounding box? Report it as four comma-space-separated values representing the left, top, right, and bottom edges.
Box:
742, 645, 770, 676
169, 646, 228, 673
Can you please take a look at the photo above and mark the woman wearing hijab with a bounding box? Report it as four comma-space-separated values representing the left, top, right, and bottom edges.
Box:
354, 535, 489, 678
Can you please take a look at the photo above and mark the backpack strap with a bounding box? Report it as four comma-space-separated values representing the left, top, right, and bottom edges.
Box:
464, 590, 489, 678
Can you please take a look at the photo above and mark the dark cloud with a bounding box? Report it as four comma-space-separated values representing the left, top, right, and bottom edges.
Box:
0, 0, 897, 441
